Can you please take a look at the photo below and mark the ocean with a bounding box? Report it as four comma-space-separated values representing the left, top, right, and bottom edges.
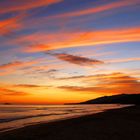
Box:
0, 104, 130, 132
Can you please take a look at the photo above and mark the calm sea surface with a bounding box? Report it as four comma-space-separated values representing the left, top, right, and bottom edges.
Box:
0, 104, 130, 132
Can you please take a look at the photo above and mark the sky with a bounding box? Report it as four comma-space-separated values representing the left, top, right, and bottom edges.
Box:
0, 0, 140, 104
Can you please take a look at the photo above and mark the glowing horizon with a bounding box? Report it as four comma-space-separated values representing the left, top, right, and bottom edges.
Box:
0, 0, 140, 104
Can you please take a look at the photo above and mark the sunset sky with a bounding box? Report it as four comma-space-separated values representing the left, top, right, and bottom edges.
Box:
0, 0, 140, 104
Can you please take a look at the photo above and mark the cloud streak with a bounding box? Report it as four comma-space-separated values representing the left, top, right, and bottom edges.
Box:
0, 0, 63, 14
0, 59, 41, 76
0, 14, 24, 36
15, 84, 51, 88
0, 87, 29, 96
0, 59, 40, 70
49, 0, 140, 19
48, 53, 104, 66
26, 0, 140, 31
58, 72, 140, 94
107, 57, 140, 63
25, 27, 140, 52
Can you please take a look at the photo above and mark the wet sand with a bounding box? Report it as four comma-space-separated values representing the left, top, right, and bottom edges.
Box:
0, 105, 140, 140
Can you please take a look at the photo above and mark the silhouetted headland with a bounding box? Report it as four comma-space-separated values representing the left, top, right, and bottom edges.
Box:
79, 94, 140, 104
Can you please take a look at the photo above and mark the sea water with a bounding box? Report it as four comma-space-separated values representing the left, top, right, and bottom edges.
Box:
0, 104, 130, 132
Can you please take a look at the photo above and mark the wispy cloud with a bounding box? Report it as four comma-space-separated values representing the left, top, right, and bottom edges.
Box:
26, 0, 139, 31
0, 87, 29, 96
25, 27, 140, 52
0, 14, 24, 36
107, 57, 140, 63
15, 84, 51, 88
49, 0, 140, 19
0, 59, 41, 76
48, 53, 104, 66
0, 0, 63, 14
0, 59, 40, 70
0, 0, 63, 37
58, 72, 140, 94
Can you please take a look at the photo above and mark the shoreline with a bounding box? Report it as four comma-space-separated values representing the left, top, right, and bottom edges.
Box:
0, 104, 130, 133
0, 105, 140, 140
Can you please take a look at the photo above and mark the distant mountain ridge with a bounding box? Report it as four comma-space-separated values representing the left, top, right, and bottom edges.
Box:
79, 94, 140, 104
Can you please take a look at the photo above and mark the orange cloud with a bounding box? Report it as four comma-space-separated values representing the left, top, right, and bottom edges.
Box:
107, 57, 140, 63
49, 0, 140, 19
0, 59, 41, 76
0, 87, 29, 96
11, 0, 139, 39
0, 0, 63, 14
58, 73, 140, 95
0, 0, 63, 36
0, 60, 40, 70
25, 27, 140, 52
0, 14, 24, 36
15, 84, 50, 88
0, 70, 15, 76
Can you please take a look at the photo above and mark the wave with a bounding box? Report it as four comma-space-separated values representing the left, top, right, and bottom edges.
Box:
0, 113, 69, 123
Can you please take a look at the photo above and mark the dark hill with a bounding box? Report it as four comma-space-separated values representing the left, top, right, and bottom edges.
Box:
79, 94, 140, 104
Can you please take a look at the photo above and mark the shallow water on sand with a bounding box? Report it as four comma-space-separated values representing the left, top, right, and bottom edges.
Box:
0, 104, 130, 132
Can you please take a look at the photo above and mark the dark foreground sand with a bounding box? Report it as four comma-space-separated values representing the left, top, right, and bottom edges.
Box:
0, 105, 140, 140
